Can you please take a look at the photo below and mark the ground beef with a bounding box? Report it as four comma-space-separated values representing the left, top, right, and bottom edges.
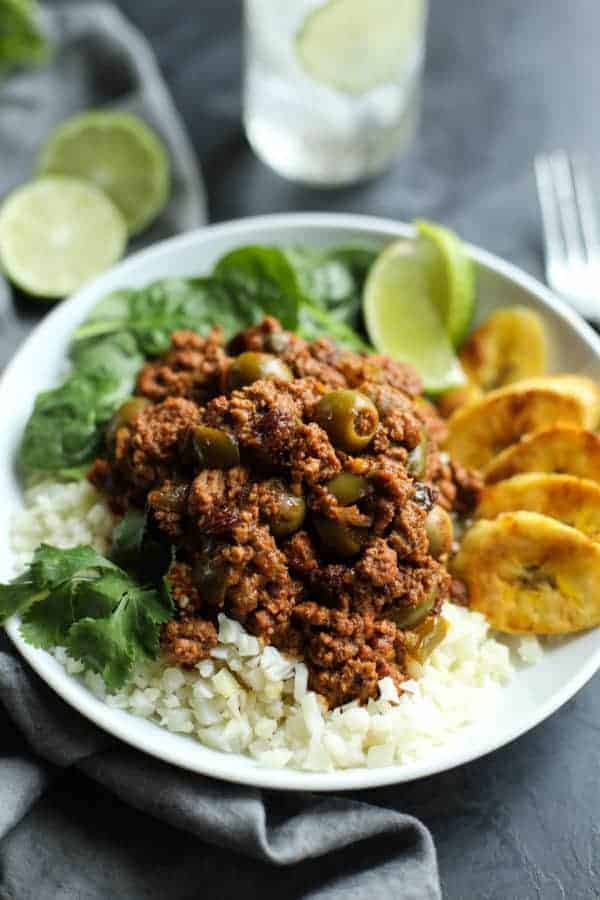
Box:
116, 396, 199, 494
161, 618, 218, 666
138, 329, 227, 403
289, 602, 406, 707
92, 317, 473, 708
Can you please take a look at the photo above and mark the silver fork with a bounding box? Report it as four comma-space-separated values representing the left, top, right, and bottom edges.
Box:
535, 151, 600, 321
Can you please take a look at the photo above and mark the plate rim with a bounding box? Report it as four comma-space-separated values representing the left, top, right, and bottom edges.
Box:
3, 211, 600, 792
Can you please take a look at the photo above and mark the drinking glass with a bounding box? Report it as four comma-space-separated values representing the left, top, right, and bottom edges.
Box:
243, 0, 428, 187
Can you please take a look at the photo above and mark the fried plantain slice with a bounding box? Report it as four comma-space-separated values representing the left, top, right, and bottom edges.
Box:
437, 382, 484, 419
476, 473, 600, 540
445, 376, 600, 470
484, 426, 600, 484
459, 306, 548, 391
451, 511, 600, 634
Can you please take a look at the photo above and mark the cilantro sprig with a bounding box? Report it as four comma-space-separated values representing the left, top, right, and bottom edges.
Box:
0, 544, 173, 691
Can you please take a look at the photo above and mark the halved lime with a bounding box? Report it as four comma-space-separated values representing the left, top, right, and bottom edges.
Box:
416, 220, 475, 347
0, 176, 127, 299
38, 111, 170, 235
296, 0, 425, 95
0, 0, 48, 75
363, 239, 466, 394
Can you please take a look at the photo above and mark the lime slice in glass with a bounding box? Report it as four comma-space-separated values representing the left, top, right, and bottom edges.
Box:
0, 176, 127, 299
38, 111, 170, 235
416, 219, 475, 347
296, 0, 425, 95
363, 239, 466, 394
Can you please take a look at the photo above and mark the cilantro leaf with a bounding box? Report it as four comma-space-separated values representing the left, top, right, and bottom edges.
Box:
66, 583, 173, 691
0, 571, 47, 621
29, 544, 118, 590
67, 604, 136, 692
1, 543, 175, 692
19, 572, 130, 648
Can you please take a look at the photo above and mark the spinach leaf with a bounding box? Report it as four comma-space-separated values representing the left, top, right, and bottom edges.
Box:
214, 246, 301, 331
1, 544, 174, 692
297, 304, 369, 351
20, 371, 123, 476
20, 329, 143, 478
287, 244, 378, 332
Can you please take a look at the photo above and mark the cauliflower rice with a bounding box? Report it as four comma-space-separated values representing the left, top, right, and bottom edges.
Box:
9, 479, 540, 771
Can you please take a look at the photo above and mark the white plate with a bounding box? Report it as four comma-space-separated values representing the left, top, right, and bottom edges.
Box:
2, 213, 600, 792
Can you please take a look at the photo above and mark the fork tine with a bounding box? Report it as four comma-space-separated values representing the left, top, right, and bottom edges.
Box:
549, 150, 586, 266
571, 154, 600, 266
535, 154, 565, 270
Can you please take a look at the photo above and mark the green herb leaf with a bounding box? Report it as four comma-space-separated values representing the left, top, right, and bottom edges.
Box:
0, 571, 46, 621
66, 581, 173, 691
29, 543, 118, 590
66, 606, 135, 692
214, 246, 301, 331
110, 508, 146, 570
287, 244, 377, 332
1, 543, 174, 692
0, 0, 49, 78
298, 303, 369, 351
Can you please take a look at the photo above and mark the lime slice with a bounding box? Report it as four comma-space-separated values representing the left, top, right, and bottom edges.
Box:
416, 219, 475, 347
38, 111, 170, 235
363, 239, 466, 394
0, 176, 127, 299
296, 0, 425, 95
0, 0, 48, 75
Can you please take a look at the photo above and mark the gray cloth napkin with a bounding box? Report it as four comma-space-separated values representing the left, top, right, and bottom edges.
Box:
0, 5, 440, 898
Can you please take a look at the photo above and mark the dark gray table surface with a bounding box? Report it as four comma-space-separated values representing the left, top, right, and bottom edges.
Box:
2, 1, 600, 898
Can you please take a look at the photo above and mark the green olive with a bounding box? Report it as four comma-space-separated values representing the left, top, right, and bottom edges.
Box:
314, 390, 379, 453
313, 516, 365, 557
267, 480, 306, 537
228, 352, 293, 390
192, 555, 227, 604
151, 481, 188, 512
390, 591, 437, 629
409, 616, 449, 663
407, 431, 429, 478
190, 425, 240, 469
425, 506, 453, 560
326, 473, 370, 506
106, 396, 151, 446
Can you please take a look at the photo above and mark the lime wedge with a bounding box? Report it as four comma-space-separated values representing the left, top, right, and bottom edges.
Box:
38, 111, 170, 235
0, 0, 48, 76
416, 219, 475, 347
296, 0, 425, 95
363, 239, 466, 394
0, 176, 127, 299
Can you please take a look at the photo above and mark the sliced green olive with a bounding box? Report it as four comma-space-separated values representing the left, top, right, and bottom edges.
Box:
407, 431, 429, 478
390, 591, 437, 629
192, 555, 227, 605
228, 352, 293, 390
313, 516, 365, 557
190, 425, 240, 469
267, 480, 306, 537
151, 481, 189, 512
326, 473, 370, 506
314, 389, 379, 453
106, 396, 150, 446
425, 505, 453, 560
